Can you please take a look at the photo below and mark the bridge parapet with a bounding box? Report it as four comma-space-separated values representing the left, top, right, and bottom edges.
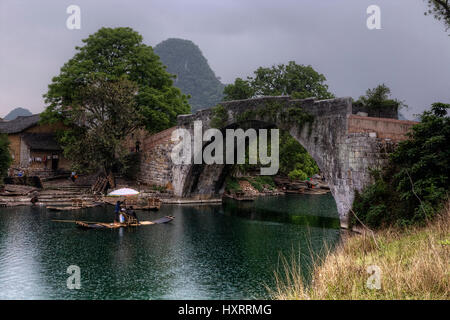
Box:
348, 115, 418, 142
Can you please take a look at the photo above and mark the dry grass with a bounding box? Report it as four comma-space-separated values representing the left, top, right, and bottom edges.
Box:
271, 200, 450, 300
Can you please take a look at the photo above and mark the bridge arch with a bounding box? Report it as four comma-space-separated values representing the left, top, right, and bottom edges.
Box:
136, 96, 415, 228
173, 96, 360, 228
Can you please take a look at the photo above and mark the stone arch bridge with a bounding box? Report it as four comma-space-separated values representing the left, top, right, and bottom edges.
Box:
138, 96, 417, 228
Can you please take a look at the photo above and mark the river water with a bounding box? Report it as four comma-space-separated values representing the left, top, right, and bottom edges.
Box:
0, 194, 340, 299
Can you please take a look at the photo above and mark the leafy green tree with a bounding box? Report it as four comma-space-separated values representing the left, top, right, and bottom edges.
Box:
57, 76, 142, 173
42, 27, 190, 134
279, 132, 319, 180
353, 103, 450, 228
355, 84, 405, 111
425, 0, 450, 31
223, 61, 334, 100
223, 78, 254, 101
0, 134, 12, 181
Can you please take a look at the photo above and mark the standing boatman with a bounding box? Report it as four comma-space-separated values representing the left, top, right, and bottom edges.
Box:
114, 201, 123, 223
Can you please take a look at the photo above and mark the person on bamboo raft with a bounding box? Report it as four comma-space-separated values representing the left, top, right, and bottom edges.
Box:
126, 206, 139, 223
114, 201, 123, 223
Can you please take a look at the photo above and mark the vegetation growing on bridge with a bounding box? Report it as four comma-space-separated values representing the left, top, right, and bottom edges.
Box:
354, 84, 406, 112
210, 104, 228, 129
352, 103, 450, 228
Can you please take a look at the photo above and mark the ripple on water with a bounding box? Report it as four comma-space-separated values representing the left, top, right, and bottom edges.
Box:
0, 195, 340, 299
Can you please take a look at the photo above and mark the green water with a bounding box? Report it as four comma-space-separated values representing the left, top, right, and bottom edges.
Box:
0, 194, 340, 299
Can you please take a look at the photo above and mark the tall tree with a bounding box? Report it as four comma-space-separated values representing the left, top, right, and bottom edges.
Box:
0, 134, 12, 182
425, 0, 450, 31
42, 27, 190, 173
58, 77, 142, 173
224, 61, 334, 101
42, 27, 190, 134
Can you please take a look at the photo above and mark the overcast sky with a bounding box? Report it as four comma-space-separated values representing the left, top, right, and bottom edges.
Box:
1, 0, 449, 119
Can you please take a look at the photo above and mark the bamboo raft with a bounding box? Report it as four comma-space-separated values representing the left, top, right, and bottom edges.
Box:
53, 215, 174, 229
47, 198, 102, 211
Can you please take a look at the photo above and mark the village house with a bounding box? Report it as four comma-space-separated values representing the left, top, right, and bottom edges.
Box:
0, 114, 71, 177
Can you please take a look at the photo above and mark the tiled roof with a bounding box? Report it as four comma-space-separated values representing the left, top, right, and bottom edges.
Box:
0, 114, 40, 134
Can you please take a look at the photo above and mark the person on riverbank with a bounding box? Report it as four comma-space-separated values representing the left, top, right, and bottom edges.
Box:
70, 172, 78, 183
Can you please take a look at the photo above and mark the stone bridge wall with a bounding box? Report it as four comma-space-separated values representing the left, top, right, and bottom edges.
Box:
348, 115, 417, 141
137, 96, 417, 228
138, 127, 176, 187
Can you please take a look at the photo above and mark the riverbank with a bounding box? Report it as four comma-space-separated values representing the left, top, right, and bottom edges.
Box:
271, 200, 450, 300
224, 175, 330, 200
1, 174, 330, 207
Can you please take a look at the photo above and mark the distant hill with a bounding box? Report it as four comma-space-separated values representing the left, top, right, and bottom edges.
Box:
4, 107, 33, 120
154, 38, 225, 113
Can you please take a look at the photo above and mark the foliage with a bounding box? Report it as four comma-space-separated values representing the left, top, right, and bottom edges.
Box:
154, 38, 225, 112
225, 176, 242, 193
246, 176, 276, 192
424, 0, 450, 32
42, 27, 190, 134
234, 101, 314, 129
152, 185, 167, 192
223, 61, 334, 100
279, 131, 319, 180
0, 134, 12, 181
353, 103, 450, 228
223, 78, 255, 101
54, 77, 143, 173
121, 152, 141, 180
271, 201, 450, 300
355, 84, 405, 111
210, 104, 228, 128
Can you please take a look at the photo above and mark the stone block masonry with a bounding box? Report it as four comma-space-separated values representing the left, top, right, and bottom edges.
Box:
138, 127, 176, 187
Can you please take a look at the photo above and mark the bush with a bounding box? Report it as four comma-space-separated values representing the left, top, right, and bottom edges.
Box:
352, 103, 449, 228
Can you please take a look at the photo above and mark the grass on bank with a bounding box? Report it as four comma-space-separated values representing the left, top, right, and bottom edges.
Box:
271, 200, 450, 300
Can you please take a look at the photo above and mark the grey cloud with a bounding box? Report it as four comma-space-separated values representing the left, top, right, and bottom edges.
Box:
1, 0, 449, 120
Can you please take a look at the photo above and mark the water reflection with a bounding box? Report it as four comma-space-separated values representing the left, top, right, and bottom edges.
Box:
0, 194, 340, 299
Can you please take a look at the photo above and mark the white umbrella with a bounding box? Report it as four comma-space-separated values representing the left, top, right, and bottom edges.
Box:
107, 188, 140, 197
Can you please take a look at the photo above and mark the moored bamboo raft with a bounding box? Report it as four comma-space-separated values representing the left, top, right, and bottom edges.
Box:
103, 196, 161, 210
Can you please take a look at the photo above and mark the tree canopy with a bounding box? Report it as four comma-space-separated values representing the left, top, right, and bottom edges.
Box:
57, 76, 142, 173
42, 27, 190, 133
425, 0, 450, 32
224, 61, 334, 101
41, 27, 190, 173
